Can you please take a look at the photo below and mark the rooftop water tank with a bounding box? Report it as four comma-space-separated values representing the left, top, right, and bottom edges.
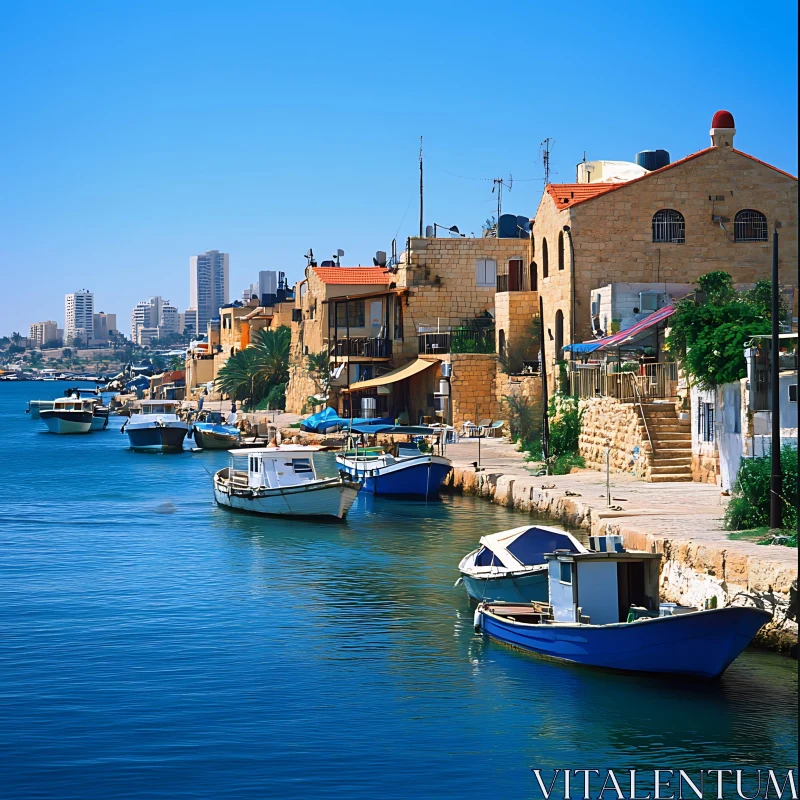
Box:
635, 150, 670, 172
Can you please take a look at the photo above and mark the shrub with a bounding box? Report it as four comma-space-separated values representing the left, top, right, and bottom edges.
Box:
548, 393, 583, 457
724, 446, 798, 536
265, 382, 286, 410
551, 452, 586, 475
502, 393, 542, 455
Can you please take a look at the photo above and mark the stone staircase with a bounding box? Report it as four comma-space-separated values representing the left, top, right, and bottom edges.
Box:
637, 403, 693, 482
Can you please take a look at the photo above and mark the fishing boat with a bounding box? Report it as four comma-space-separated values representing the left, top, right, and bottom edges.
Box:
26, 399, 56, 419
457, 525, 588, 603
122, 400, 188, 452
191, 411, 241, 450
474, 541, 772, 679
39, 397, 95, 434
213, 446, 361, 519
335, 429, 452, 498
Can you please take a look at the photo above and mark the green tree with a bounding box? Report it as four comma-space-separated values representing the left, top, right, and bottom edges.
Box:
306, 351, 331, 397
666, 271, 772, 389
215, 326, 291, 408
29, 351, 44, 368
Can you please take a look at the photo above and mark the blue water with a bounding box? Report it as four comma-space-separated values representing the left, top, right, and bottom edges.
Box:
1, 382, 796, 799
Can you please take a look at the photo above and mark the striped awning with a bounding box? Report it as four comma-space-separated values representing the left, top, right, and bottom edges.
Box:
564, 304, 676, 354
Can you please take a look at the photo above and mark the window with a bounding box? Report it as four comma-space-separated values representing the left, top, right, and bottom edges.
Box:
335, 300, 365, 328
558, 231, 565, 270
639, 291, 664, 313
789, 384, 797, 403
697, 401, 715, 443
393, 297, 404, 340
476, 259, 497, 287
292, 458, 314, 474
542, 239, 549, 278
554, 309, 564, 359
652, 209, 685, 243
734, 209, 768, 242
530, 261, 538, 292
560, 561, 572, 584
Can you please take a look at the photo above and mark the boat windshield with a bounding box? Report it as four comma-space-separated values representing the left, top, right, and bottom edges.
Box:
506, 528, 581, 566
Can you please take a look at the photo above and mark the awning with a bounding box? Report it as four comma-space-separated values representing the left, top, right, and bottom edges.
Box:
564, 304, 676, 354
346, 357, 440, 391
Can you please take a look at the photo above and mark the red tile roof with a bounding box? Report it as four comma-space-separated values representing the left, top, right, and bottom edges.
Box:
546, 147, 796, 211
312, 266, 392, 285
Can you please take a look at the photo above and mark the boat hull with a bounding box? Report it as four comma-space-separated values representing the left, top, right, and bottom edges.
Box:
337, 455, 452, 497
194, 427, 240, 450
40, 410, 93, 434
462, 569, 548, 604
214, 475, 360, 519
477, 605, 772, 679
90, 408, 109, 431
127, 425, 188, 452
27, 400, 55, 420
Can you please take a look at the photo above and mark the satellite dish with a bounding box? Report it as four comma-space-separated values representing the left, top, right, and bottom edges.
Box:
449, 225, 460, 234
497, 214, 518, 238
375, 250, 387, 266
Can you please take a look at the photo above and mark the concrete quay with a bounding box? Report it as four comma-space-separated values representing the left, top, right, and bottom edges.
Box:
443, 437, 798, 653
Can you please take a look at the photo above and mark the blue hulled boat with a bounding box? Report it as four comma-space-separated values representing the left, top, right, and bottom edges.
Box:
336, 440, 452, 498
475, 544, 771, 679
191, 411, 241, 450
458, 525, 587, 603
123, 400, 188, 452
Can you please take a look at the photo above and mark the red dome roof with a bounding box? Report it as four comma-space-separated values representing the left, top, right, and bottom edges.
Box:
712, 110, 735, 129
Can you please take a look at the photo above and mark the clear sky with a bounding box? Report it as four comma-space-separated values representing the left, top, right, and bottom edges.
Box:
1, 0, 797, 336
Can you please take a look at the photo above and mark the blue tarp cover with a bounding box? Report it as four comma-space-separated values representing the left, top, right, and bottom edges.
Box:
505, 527, 581, 566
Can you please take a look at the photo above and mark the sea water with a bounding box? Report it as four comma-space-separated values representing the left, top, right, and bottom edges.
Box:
0, 382, 796, 799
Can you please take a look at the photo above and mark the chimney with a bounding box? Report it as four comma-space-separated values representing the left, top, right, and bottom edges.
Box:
710, 109, 736, 148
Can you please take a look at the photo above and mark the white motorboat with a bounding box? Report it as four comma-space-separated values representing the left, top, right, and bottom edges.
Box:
214, 446, 361, 520
39, 397, 95, 434
122, 400, 188, 451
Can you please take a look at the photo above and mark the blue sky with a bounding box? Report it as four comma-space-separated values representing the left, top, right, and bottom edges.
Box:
1, 0, 797, 335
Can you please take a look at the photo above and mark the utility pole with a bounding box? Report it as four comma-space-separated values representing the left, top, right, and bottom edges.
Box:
769, 226, 782, 529
492, 176, 512, 222
419, 136, 423, 238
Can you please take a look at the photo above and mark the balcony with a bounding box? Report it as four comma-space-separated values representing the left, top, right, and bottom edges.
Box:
418, 326, 495, 355
496, 261, 533, 292
331, 337, 392, 360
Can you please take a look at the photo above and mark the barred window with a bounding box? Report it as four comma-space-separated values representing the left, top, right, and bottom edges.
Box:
734, 209, 767, 242
652, 209, 685, 243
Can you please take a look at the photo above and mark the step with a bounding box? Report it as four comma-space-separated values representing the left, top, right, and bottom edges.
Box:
649, 463, 692, 475
650, 447, 691, 455
648, 473, 694, 482
644, 421, 690, 430
650, 458, 692, 468
650, 431, 692, 441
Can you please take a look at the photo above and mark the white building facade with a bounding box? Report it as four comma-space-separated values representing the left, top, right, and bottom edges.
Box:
131, 297, 178, 344
189, 250, 229, 333
29, 320, 58, 348
65, 290, 94, 346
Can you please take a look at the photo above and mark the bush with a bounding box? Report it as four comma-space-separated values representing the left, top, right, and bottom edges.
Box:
548, 393, 583, 457
265, 382, 286, 411
551, 452, 585, 475
502, 393, 542, 455
724, 446, 798, 536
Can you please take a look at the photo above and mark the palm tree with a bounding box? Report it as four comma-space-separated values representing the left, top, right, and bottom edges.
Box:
215, 326, 291, 408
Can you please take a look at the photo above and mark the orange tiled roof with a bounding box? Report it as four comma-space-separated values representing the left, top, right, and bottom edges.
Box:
312, 266, 392, 285
546, 147, 797, 211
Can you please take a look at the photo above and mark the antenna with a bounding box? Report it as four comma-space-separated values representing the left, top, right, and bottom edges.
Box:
333, 249, 344, 267
304, 249, 316, 267
492, 175, 513, 221
419, 136, 423, 238
541, 138, 553, 185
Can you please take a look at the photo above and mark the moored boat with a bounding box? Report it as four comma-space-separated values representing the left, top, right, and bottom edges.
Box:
191, 411, 241, 450
336, 436, 452, 498
475, 543, 772, 679
458, 525, 588, 604
39, 397, 94, 434
214, 446, 361, 519
122, 400, 188, 452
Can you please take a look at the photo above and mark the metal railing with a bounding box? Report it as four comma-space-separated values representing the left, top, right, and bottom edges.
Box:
331, 337, 392, 359
496, 269, 532, 293
418, 326, 495, 355
569, 362, 678, 401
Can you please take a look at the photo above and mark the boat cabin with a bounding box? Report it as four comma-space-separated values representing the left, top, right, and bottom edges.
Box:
229, 446, 324, 490
52, 397, 96, 413
134, 400, 180, 416
546, 545, 661, 625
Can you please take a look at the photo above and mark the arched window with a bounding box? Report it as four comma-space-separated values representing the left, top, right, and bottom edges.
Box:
531, 235, 535, 258
542, 238, 549, 278
530, 261, 538, 292
558, 231, 565, 270
498, 330, 506, 360
554, 310, 564, 360
652, 209, 685, 243
734, 209, 767, 242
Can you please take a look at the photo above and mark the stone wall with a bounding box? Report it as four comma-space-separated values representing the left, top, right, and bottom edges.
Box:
534, 143, 798, 364
449, 353, 498, 427
579, 396, 650, 478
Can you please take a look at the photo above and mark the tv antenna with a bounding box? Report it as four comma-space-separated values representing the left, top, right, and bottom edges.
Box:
333, 249, 344, 267
304, 249, 316, 267
492, 175, 513, 221
541, 138, 554, 185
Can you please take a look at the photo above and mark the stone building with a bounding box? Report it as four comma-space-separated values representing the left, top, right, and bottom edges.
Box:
531, 110, 798, 368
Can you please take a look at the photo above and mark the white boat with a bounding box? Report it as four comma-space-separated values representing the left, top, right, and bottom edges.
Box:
122, 400, 188, 451
27, 399, 56, 419
458, 524, 588, 604
214, 446, 361, 520
39, 397, 95, 434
